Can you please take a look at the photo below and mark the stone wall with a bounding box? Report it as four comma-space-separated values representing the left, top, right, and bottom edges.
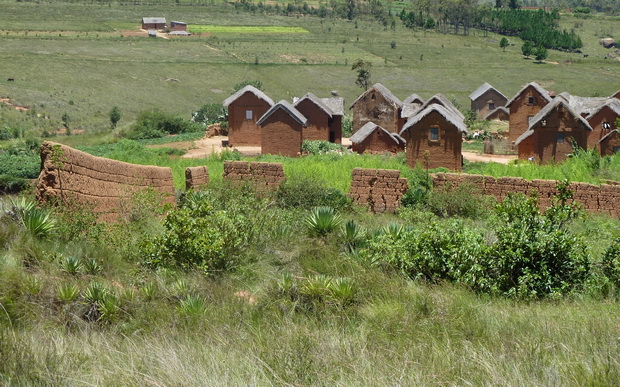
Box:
348, 168, 408, 213
432, 172, 620, 217
222, 161, 285, 189
36, 142, 175, 222
185, 166, 209, 190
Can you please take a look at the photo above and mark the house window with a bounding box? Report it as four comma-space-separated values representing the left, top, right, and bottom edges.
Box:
489, 103, 495, 110
603, 122, 611, 129
556, 133, 565, 143
429, 127, 439, 141
613, 146, 620, 154
528, 96, 536, 105
541, 120, 547, 126
245, 110, 253, 120
371, 93, 376, 101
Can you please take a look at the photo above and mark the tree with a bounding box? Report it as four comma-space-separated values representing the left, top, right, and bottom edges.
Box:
109, 106, 121, 129
61, 113, 70, 129
500, 37, 509, 52
534, 45, 548, 62
351, 59, 372, 90
521, 41, 534, 58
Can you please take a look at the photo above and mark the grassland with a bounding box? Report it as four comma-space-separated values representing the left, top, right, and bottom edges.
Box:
0, 1, 619, 135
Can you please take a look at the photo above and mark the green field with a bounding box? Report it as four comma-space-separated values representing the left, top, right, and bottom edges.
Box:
189, 24, 309, 34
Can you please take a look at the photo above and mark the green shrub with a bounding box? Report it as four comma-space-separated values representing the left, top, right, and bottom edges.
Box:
0, 175, 29, 194
126, 110, 202, 140
301, 140, 346, 155
427, 182, 494, 218
191, 103, 227, 125
340, 219, 366, 252
275, 177, 350, 210
3, 197, 56, 238
600, 238, 620, 288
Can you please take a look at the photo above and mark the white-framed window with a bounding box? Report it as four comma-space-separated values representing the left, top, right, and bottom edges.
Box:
429, 127, 439, 141
603, 122, 611, 129
245, 110, 253, 120
556, 133, 565, 143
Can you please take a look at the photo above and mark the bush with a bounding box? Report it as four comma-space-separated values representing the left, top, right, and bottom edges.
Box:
192, 103, 227, 125
427, 182, 495, 218
301, 140, 346, 155
601, 238, 620, 288
0, 175, 29, 194
305, 206, 341, 237
275, 176, 351, 210
126, 111, 202, 140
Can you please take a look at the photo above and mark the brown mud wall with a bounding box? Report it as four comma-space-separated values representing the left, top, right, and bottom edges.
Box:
432, 172, 620, 217
222, 161, 285, 189
36, 142, 175, 222
348, 168, 408, 213
185, 166, 209, 190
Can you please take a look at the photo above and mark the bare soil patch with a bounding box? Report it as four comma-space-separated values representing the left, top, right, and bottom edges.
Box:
462, 151, 516, 164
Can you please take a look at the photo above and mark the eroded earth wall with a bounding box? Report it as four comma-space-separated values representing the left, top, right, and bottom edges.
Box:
348, 168, 409, 213
37, 142, 175, 222
185, 166, 209, 190
432, 172, 620, 217
222, 161, 285, 189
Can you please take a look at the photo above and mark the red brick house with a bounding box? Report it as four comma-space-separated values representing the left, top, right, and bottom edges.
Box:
293, 93, 343, 144
258, 100, 308, 157
223, 86, 274, 147
469, 83, 508, 119
585, 99, 620, 149
612, 90, 620, 100
484, 106, 509, 121
515, 97, 592, 164
400, 104, 467, 171
401, 93, 425, 121
142, 17, 166, 30
350, 122, 405, 154
506, 82, 553, 143
599, 130, 620, 156
350, 83, 402, 134
169, 21, 187, 31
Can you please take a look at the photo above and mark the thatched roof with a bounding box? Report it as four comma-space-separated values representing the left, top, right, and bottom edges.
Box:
586, 98, 620, 120
469, 83, 507, 101
419, 94, 464, 119
400, 103, 467, 135
403, 93, 425, 105
515, 98, 592, 145
349, 83, 402, 109
350, 122, 401, 145
257, 100, 308, 127
223, 85, 274, 108
506, 82, 553, 108
294, 93, 333, 118
611, 90, 620, 99
400, 94, 425, 118
391, 133, 406, 145
556, 92, 614, 117
320, 97, 344, 116
598, 129, 619, 144
484, 106, 509, 120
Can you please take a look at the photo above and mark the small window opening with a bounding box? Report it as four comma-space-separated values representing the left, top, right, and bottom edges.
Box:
528, 96, 535, 105
245, 110, 253, 120
556, 133, 565, 144
371, 93, 376, 101
429, 127, 439, 141
541, 120, 547, 126
489, 103, 495, 110
613, 146, 620, 154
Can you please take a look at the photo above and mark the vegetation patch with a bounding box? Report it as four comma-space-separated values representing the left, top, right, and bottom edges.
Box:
189, 25, 309, 34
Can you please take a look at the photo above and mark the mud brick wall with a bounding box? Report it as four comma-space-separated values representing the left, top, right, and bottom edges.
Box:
185, 166, 209, 190
36, 142, 175, 222
348, 168, 408, 213
222, 161, 285, 189
432, 172, 620, 217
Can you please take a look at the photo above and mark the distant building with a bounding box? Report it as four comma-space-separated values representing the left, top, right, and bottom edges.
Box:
223, 86, 274, 147
258, 100, 308, 157
515, 97, 592, 164
400, 93, 425, 120
142, 17, 166, 30
469, 83, 508, 119
170, 21, 187, 32
599, 129, 620, 156
585, 99, 620, 149
400, 104, 467, 171
350, 122, 405, 154
350, 83, 402, 134
612, 90, 620, 100
484, 106, 509, 121
506, 82, 553, 143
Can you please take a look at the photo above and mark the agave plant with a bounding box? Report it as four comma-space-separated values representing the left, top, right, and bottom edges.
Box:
57, 283, 80, 303
340, 219, 367, 252
382, 222, 406, 239
83, 258, 102, 275
62, 255, 82, 276
305, 206, 341, 237
276, 273, 296, 297
97, 294, 121, 324
141, 281, 157, 301
82, 282, 107, 305
179, 295, 207, 317
328, 277, 357, 306
5, 197, 56, 238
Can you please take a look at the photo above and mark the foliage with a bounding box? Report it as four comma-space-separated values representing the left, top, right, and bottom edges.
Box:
341, 115, 353, 138
126, 110, 202, 140
351, 59, 371, 90
521, 41, 534, 58
534, 45, 548, 62
301, 140, 346, 155
0, 139, 41, 179
500, 37, 509, 51
275, 273, 358, 309
305, 206, 341, 237
427, 182, 495, 219
275, 176, 351, 211
601, 238, 620, 288
109, 106, 121, 129
340, 219, 366, 252
192, 103, 227, 125
233, 79, 264, 92
3, 197, 57, 238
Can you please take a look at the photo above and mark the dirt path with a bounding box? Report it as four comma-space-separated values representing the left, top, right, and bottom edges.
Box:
462, 151, 516, 164
181, 136, 261, 158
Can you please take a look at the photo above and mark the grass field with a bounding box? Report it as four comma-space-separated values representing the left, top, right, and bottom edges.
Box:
0, 1, 618, 135
188, 25, 309, 34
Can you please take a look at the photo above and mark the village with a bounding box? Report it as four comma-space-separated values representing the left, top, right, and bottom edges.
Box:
221, 81, 620, 170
